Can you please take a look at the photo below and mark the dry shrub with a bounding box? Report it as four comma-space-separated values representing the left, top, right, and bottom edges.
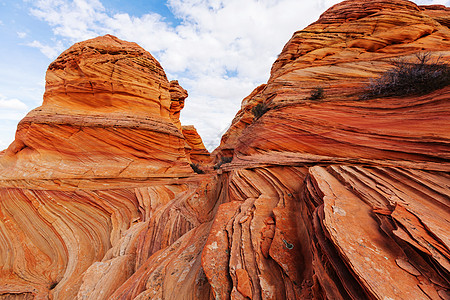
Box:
251, 103, 269, 120
362, 53, 450, 99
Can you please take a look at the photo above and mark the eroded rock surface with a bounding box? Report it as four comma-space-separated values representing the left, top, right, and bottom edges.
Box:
209, 0, 450, 298
0, 35, 213, 300
0, 35, 197, 181
182, 125, 212, 165
0, 0, 449, 299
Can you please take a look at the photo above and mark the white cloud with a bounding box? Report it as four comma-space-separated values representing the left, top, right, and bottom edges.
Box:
30, 0, 108, 40
0, 96, 31, 149
17, 31, 27, 38
422, 0, 450, 4
0, 122, 19, 151
0, 95, 28, 110
0, 139, 9, 151
24, 0, 446, 150
0, 95, 29, 149
27, 40, 65, 58
0, 111, 29, 121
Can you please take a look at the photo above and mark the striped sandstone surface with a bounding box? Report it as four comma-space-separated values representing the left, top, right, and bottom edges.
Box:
0, 0, 449, 299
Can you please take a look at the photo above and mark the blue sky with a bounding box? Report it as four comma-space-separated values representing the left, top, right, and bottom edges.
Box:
0, 0, 449, 151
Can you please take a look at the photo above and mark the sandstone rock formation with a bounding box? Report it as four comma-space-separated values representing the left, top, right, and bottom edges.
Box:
182, 125, 212, 165
169, 80, 188, 131
0, 34, 212, 299
1, 35, 193, 181
210, 0, 450, 298
0, 0, 449, 299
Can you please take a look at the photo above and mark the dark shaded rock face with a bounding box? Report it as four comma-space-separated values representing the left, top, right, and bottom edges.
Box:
0, 0, 449, 299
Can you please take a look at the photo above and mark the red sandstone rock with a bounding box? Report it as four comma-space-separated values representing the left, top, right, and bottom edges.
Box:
1, 0, 450, 299
0, 35, 196, 180
216, 0, 450, 165
169, 80, 188, 131
182, 125, 211, 165
0, 35, 212, 299
209, 0, 450, 298
420, 4, 450, 28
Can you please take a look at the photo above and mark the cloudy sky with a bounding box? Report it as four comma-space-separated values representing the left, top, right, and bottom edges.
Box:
0, 0, 448, 151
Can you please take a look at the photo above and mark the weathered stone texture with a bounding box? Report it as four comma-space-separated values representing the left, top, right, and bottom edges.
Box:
0, 0, 449, 299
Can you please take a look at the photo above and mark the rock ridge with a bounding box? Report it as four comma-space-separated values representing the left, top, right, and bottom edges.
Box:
0, 1, 449, 299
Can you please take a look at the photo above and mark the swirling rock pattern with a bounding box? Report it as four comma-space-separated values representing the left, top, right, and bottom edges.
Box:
0, 0, 449, 299
209, 0, 450, 298
0, 34, 194, 181
0, 35, 213, 299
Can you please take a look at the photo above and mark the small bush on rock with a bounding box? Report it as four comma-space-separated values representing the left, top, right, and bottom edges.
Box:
362, 53, 450, 99
309, 87, 324, 100
251, 103, 269, 120
213, 156, 233, 170
190, 163, 205, 174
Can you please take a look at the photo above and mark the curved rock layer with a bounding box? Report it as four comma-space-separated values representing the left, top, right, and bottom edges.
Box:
209, 0, 450, 298
214, 0, 450, 167
0, 35, 213, 299
0, 0, 449, 299
203, 166, 450, 299
182, 125, 212, 165
0, 35, 202, 181
0, 178, 218, 299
